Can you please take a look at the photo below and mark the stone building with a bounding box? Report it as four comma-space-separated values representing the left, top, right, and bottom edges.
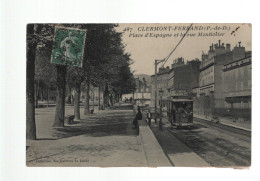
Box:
194, 41, 251, 118
223, 56, 251, 120
173, 59, 200, 95
150, 58, 200, 109
150, 66, 170, 107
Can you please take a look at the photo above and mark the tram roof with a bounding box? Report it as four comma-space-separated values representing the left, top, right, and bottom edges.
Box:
167, 97, 193, 102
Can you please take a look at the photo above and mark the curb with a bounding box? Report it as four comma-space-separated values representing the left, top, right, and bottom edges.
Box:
138, 119, 172, 167
194, 116, 251, 137
133, 106, 172, 167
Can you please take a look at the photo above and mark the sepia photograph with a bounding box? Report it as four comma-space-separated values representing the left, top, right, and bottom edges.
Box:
26, 23, 252, 167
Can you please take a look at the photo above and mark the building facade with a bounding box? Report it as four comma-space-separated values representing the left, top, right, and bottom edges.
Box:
134, 77, 151, 106
223, 56, 251, 120
194, 41, 251, 118
150, 66, 170, 107
151, 59, 200, 109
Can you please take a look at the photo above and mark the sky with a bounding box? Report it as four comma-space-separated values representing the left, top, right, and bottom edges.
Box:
116, 23, 252, 75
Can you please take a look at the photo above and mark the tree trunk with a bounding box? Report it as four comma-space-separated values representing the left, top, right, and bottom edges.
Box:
35, 80, 39, 108
103, 90, 106, 108
74, 85, 81, 120
47, 88, 49, 107
67, 84, 72, 104
98, 86, 101, 110
92, 87, 95, 110
53, 65, 67, 127
26, 24, 37, 140
110, 94, 113, 106
103, 83, 108, 107
84, 77, 90, 115
41, 86, 43, 101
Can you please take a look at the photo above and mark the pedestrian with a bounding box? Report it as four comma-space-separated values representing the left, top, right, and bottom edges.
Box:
147, 109, 152, 126
133, 107, 142, 129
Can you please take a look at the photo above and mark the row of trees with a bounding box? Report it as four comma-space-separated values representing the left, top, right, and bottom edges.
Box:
26, 24, 136, 140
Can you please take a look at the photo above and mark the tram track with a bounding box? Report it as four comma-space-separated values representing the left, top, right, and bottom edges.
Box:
193, 117, 251, 137
166, 121, 251, 167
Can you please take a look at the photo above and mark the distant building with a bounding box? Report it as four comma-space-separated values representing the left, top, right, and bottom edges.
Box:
171, 57, 185, 68
170, 59, 200, 97
151, 66, 170, 107
133, 77, 151, 106
168, 57, 186, 95
151, 59, 200, 109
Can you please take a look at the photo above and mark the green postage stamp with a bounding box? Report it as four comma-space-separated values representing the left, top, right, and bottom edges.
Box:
51, 27, 86, 67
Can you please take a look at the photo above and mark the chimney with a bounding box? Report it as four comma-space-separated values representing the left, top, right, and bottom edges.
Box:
208, 43, 216, 59
226, 44, 231, 51
215, 41, 226, 55
233, 42, 245, 61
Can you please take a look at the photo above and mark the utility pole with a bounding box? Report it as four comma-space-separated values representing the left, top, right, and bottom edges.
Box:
155, 60, 158, 123
154, 59, 165, 124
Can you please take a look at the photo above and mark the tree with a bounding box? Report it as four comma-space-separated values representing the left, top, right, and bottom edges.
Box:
82, 24, 123, 114
26, 24, 37, 140
35, 46, 56, 107
52, 24, 86, 126
82, 24, 136, 109
26, 24, 54, 139
66, 66, 86, 120
53, 65, 67, 127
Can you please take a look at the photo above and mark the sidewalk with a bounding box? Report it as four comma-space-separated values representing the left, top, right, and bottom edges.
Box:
27, 103, 172, 167
138, 119, 172, 167
27, 104, 145, 166
136, 107, 209, 167
149, 119, 210, 167
194, 114, 251, 132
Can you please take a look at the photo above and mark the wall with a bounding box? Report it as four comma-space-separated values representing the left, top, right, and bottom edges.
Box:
150, 70, 169, 107
174, 61, 200, 94
223, 57, 251, 98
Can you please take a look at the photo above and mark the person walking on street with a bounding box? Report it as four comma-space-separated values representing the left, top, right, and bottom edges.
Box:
133, 107, 142, 129
147, 109, 152, 126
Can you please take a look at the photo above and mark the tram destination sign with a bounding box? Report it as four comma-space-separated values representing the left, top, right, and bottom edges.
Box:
51, 27, 86, 67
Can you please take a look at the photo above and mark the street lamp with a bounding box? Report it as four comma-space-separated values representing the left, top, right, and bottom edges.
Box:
159, 88, 164, 130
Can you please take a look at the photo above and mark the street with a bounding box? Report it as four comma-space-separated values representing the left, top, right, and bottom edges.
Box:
150, 116, 251, 167
27, 103, 251, 167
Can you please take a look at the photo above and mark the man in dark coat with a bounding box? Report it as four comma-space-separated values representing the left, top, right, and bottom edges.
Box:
133, 107, 142, 128
147, 110, 152, 126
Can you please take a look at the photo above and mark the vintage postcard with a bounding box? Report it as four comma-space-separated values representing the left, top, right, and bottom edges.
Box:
26, 23, 251, 167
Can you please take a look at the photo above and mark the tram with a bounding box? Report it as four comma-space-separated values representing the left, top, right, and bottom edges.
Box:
166, 97, 193, 128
